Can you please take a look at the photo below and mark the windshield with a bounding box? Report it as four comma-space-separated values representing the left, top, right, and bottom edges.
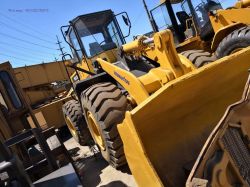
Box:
69, 12, 124, 58
151, 4, 170, 31
182, 0, 222, 29
151, 0, 222, 43
67, 29, 83, 59
151, 3, 184, 31
151, 3, 186, 44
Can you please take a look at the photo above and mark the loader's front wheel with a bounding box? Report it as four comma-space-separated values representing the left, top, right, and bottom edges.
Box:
62, 100, 91, 146
81, 82, 128, 168
180, 50, 217, 68
216, 26, 250, 58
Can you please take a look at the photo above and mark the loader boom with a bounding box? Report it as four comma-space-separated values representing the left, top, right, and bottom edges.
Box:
96, 30, 194, 104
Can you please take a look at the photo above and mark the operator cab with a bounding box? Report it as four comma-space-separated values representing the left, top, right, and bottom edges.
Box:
63, 10, 129, 62
151, 0, 222, 45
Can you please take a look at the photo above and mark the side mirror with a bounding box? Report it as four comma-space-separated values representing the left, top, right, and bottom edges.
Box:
122, 15, 129, 26
115, 12, 131, 39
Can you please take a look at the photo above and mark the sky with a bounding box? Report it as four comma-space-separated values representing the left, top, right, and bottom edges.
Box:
0, 0, 236, 67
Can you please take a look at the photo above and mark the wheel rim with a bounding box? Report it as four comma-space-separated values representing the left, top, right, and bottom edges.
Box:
86, 111, 105, 150
65, 116, 78, 140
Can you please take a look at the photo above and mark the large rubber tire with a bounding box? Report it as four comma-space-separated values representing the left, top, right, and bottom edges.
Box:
81, 82, 128, 168
62, 100, 91, 146
216, 26, 250, 58
181, 50, 217, 68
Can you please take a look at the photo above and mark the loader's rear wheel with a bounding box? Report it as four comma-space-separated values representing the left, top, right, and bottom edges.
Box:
216, 26, 250, 58
181, 50, 217, 68
81, 82, 128, 168
62, 100, 91, 146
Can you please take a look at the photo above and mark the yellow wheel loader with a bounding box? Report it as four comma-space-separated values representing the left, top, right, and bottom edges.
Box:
150, 0, 223, 52
61, 8, 250, 186
61, 2, 250, 145
60, 10, 132, 146
210, 0, 250, 57
151, 0, 250, 67
60, 7, 217, 147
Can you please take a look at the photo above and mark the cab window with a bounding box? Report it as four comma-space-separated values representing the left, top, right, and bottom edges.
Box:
68, 29, 83, 59
74, 13, 124, 58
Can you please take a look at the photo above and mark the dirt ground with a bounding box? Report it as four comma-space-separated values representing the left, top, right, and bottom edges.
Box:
64, 138, 137, 187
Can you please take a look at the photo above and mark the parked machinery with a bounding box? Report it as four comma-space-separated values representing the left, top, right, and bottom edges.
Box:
61, 5, 250, 180
60, 6, 250, 186
151, 0, 250, 68
61, 10, 131, 145
61, 2, 250, 146
151, 0, 222, 51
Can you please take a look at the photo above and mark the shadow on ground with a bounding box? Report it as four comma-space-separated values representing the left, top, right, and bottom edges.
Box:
118, 165, 132, 175
34, 173, 81, 187
75, 153, 108, 187
64, 135, 137, 187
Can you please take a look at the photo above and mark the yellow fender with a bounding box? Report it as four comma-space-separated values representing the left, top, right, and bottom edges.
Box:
211, 22, 245, 51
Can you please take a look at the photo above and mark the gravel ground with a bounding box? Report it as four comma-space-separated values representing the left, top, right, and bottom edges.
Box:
64, 138, 137, 187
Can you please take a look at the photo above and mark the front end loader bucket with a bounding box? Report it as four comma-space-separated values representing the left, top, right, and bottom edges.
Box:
117, 47, 250, 187
186, 75, 250, 186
